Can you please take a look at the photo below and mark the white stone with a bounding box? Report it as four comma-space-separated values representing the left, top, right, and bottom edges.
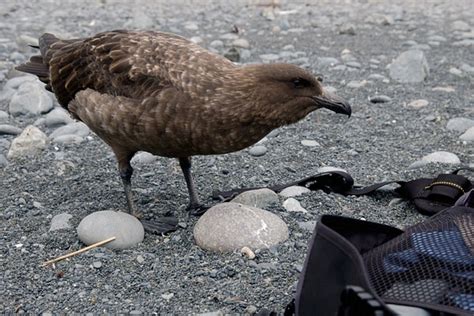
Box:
317, 166, 348, 173
7, 125, 48, 159
301, 139, 320, 147
283, 198, 308, 213
421, 151, 461, 164
231, 188, 279, 209
194, 203, 289, 252
279, 186, 311, 198
77, 210, 144, 250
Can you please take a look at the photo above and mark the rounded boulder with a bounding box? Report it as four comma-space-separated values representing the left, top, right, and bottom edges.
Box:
77, 210, 144, 250
194, 202, 289, 253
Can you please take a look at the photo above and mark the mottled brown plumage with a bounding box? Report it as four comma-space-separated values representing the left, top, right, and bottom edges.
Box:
17, 30, 351, 233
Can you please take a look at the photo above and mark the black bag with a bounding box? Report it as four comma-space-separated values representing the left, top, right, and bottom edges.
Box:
215, 169, 474, 315
294, 191, 474, 316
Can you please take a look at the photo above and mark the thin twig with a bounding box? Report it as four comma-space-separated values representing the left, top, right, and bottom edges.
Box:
42, 236, 116, 267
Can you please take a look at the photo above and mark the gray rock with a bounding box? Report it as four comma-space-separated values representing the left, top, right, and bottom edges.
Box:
232, 38, 250, 49
368, 74, 387, 81
451, 20, 471, 31
7, 125, 48, 159
460, 127, 474, 141
248, 145, 267, 157
51, 134, 84, 145
389, 50, 429, 83
279, 186, 311, 198
92, 261, 102, 269
44, 108, 73, 127
0, 154, 7, 167
209, 40, 224, 49
0, 110, 8, 122
0, 124, 22, 135
339, 23, 356, 35
346, 61, 361, 69
283, 198, 308, 213
346, 80, 367, 88
194, 202, 289, 252
365, 14, 394, 26
231, 188, 279, 209
446, 118, 474, 133
421, 151, 460, 164
50, 122, 90, 139
9, 81, 53, 116
4, 75, 36, 90
49, 213, 73, 231
131, 151, 157, 165
77, 210, 144, 250
369, 95, 392, 103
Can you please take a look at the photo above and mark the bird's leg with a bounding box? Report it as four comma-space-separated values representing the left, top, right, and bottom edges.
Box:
115, 150, 178, 234
118, 160, 142, 218
179, 157, 208, 215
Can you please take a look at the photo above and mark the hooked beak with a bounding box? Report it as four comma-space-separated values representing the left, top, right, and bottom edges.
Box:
312, 90, 351, 117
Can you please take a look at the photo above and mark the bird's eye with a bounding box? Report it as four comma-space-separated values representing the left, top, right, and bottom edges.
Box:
292, 78, 309, 89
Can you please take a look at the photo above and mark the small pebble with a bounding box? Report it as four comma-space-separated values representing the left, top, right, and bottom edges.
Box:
407, 99, 429, 109
92, 261, 102, 269
283, 198, 308, 213
248, 145, 267, 157
279, 186, 311, 198
136, 255, 145, 264
241, 246, 256, 260
301, 140, 320, 147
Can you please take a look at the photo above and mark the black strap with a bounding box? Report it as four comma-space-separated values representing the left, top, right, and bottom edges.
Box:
212, 168, 473, 215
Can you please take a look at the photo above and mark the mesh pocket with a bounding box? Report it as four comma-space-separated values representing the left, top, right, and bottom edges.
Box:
363, 209, 474, 314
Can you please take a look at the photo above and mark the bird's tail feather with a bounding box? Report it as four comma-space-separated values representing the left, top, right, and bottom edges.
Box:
15, 33, 60, 91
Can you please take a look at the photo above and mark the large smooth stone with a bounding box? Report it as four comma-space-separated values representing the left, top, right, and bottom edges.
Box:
77, 210, 144, 250
194, 202, 289, 252
9, 81, 53, 116
50, 122, 90, 139
389, 50, 429, 83
231, 188, 279, 209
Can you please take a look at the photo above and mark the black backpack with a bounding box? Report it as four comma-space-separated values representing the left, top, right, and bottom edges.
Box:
215, 169, 474, 315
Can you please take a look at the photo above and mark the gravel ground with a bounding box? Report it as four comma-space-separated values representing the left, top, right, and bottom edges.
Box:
1, 0, 473, 314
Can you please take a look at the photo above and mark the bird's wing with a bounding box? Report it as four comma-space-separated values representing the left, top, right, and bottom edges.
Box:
44, 30, 233, 107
